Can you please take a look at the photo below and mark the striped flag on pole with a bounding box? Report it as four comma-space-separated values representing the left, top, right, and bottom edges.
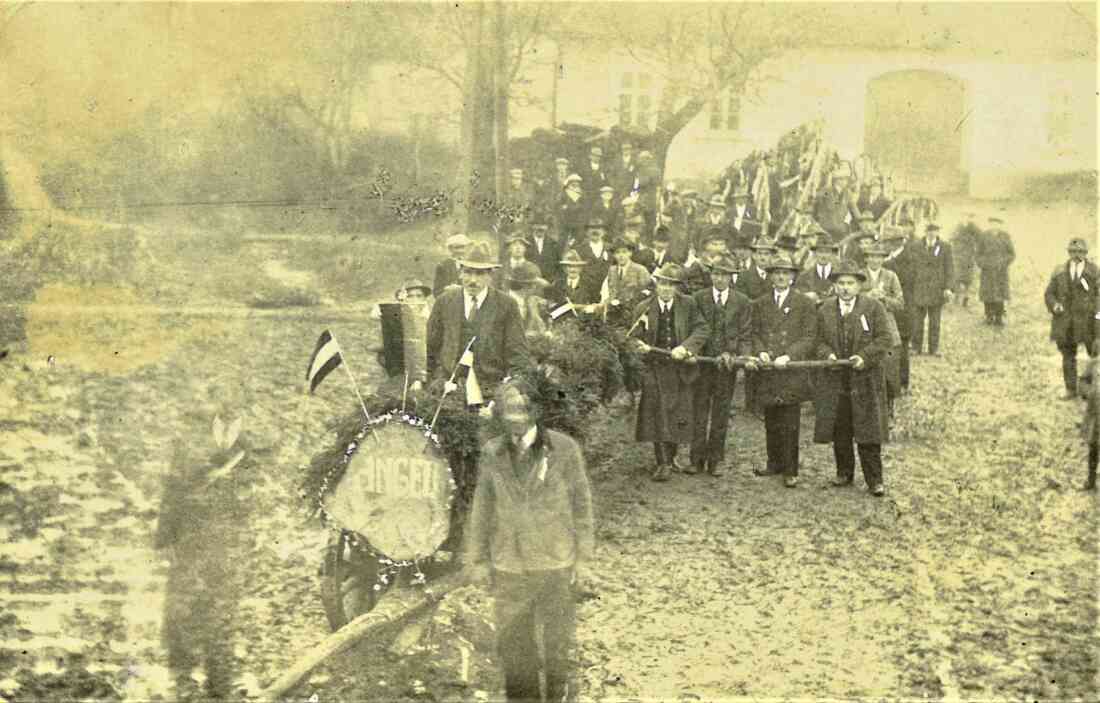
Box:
306, 330, 343, 394
549, 301, 575, 320
459, 346, 483, 406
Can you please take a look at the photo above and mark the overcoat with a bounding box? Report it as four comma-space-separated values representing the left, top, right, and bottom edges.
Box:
884, 249, 914, 339
749, 288, 818, 406
812, 295, 893, 445
433, 258, 461, 297
735, 265, 773, 302
426, 287, 530, 390
524, 236, 564, 283
1044, 259, 1100, 348
630, 293, 709, 443
861, 267, 905, 395
950, 223, 984, 287
691, 287, 753, 358
795, 264, 836, 302
977, 229, 1015, 303
905, 238, 956, 307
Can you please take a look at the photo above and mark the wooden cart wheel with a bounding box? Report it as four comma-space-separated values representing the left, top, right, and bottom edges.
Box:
320, 530, 382, 631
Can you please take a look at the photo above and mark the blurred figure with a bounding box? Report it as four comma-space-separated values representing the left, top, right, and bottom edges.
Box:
1044, 237, 1098, 399
950, 212, 984, 307
976, 217, 1015, 327
1080, 356, 1099, 490
156, 393, 255, 700
523, 210, 563, 282
434, 233, 471, 296
505, 262, 550, 339
464, 377, 595, 703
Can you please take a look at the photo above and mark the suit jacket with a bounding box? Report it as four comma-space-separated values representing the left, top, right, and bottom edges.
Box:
906, 238, 956, 307
736, 266, 773, 302
632, 247, 656, 272
589, 202, 622, 235
750, 288, 819, 405
433, 258, 461, 297
648, 247, 681, 272
558, 196, 588, 246
603, 260, 651, 306
612, 159, 638, 197
794, 264, 836, 302
861, 268, 905, 315
691, 287, 753, 358
525, 236, 564, 282
1045, 259, 1100, 348
426, 287, 530, 391
812, 295, 893, 444
629, 293, 710, 386
546, 274, 600, 310
578, 243, 610, 301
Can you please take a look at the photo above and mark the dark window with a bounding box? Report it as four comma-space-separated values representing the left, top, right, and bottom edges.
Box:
619, 94, 632, 127
636, 95, 651, 128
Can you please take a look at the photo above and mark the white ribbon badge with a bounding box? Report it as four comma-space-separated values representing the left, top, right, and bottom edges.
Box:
1082, 278, 1090, 291
860, 314, 870, 332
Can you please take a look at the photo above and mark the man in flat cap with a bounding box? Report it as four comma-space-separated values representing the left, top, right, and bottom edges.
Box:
690, 254, 752, 476
1045, 237, 1099, 399
813, 261, 894, 496
630, 263, 710, 482
976, 216, 1015, 327
434, 233, 472, 296
906, 221, 955, 356
746, 254, 819, 487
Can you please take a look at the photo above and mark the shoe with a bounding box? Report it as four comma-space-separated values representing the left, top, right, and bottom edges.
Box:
784, 475, 799, 488
651, 465, 671, 482
831, 476, 854, 487
672, 455, 690, 472
684, 462, 701, 475
708, 463, 725, 477
753, 466, 782, 476
870, 483, 885, 496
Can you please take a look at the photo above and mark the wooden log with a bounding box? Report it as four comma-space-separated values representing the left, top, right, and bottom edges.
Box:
258, 571, 466, 701
641, 347, 854, 369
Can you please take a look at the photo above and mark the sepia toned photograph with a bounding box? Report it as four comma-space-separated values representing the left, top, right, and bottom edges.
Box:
0, 2, 1097, 701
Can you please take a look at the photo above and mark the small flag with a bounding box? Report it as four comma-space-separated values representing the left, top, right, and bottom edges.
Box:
306, 330, 343, 394
459, 347, 483, 405
550, 301, 575, 320
933, 245, 940, 257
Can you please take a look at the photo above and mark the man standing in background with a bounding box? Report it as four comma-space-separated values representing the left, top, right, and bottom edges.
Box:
907, 222, 955, 356
1045, 237, 1099, 399
977, 216, 1015, 327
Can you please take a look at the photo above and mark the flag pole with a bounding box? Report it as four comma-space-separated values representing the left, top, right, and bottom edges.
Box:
328, 331, 380, 443
401, 371, 410, 413
429, 335, 477, 429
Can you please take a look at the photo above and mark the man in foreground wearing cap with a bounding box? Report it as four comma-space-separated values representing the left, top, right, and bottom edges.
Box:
524, 211, 562, 282
813, 262, 894, 496
631, 263, 709, 482
951, 211, 984, 308
1044, 237, 1099, 399
746, 255, 818, 486
813, 167, 860, 241
434, 233, 471, 296
796, 238, 839, 305
976, 217, 1015, 327
906, 221, 955, 356
690, 255, 752, 476
427, 241, 530, 403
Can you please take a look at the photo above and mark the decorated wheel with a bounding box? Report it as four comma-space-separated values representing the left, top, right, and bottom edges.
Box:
314, 412, 456, 631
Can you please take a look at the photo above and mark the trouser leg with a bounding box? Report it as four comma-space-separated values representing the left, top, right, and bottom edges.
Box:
691, 376, 715, 466
857, 442, 883, 487
898, 335, 911, 389
832, 395, 855, 480
1060, 343, 1079, 393
539, 571, 577, 703
764, 405, 782, 472
495, 575, 541, 703
1088, 442, 1098, 489
707, 372, 736, 464
927, 305, 943, 353
911, 307, 927, 352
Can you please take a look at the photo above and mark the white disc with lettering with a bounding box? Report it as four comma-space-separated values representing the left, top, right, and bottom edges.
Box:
322, 417, 454, 561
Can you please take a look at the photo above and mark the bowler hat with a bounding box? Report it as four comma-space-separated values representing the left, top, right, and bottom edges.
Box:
509, 168, 524, 177
446, 233, 472, 249
765, 255, 800, 273
599, 185, 615, 194
730, 234, 754, 250
459, 242, 501, 270
828, 260, 867, 282
701, 226, 727, 245
590, 145, 603, 156
706, 254, 740, 274
775, 235, 799, 251
652, 263, 686, 283
507, 261, 548, 288
1069, 237, 1089, 251
555, 157, 570, 166
396, 279, 432, 299
564, 174, 583, 186
559, 249, 588, 267
505, 233, 528, 247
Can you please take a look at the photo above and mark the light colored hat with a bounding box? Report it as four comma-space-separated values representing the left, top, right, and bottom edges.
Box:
765, 255, 800, 273
599, 185, 614, 194
446, 233, 472, 249
559, 249, 587, 267
509, 168, 524, 177
555, 157, 570, 166
652, 263, 686, 283
590, 145, 603, 155
1069, 237, 1089, 251
564, 173, 583, 186
458, 241, 501, 270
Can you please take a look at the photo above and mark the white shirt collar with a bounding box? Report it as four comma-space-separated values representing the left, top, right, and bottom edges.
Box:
466, 286, 489, 314
659, 298, 673, 312
839, 297, 855, 314
713, 287, 728, 304
774, 287, 790, 304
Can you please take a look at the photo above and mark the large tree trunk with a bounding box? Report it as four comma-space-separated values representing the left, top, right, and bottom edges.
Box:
452, 3, 485, 233
492, 0, 510, 258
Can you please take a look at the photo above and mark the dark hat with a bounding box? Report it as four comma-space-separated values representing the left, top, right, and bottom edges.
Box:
705, 254, 740, 274
775, 235, 799, 251
828, 260, 867, 282
559, 249, 588, 267
730, 233, 755, 250
528, 210, 552, 227
396, 279, 432, 299
586, 217, 608, 231
811, 238, 841, 252
652, 226, 671, 242
1068, 237, 1089, 251
610, 238, 636, 253
701, 226, 727, 245
652, 263, 686, 283
505, 233, 528, 247
925, 222, 942, 232
765, 255, 800, 273
459, 241, 501, 270
865, 243, 889, 257
507, 261, 548, 288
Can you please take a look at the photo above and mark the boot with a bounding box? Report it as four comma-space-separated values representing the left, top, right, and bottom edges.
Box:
1086, 444, 1098, 491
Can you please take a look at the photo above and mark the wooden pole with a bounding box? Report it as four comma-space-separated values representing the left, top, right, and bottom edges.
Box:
258, 572, 465, 701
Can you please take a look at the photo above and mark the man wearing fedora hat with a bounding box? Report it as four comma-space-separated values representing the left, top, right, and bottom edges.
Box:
736, 238, 777, 302
631, 262, 709, 482
906, 220, 955, 356
1045, 237, 1099, 399
746, 255, 819, 487
813, 166, 859, 241
427, 241, 530, 403
796, 238, 839, 306
690, 254, 752, 476
434, 233, 472, 296
592, 184, 622, 235
523, 210, 563, 283
976, 216, 1015, 327
547, 249, 601, 318
813, 261, 894, 496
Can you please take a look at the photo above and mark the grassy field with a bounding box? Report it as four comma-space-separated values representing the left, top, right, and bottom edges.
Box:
1, 199, 1098, 701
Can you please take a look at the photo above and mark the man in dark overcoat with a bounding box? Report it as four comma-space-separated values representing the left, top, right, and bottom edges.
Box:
630, 263, 710, 482
1044, 237, 1100, 398
813, 262, 894, 496
524, 211, 563, 282
689, 255, 752, 475
735, 239, 776, 302
795, 238, 839, 306
883, 229, 914, 393
746, 255, 818, 487
427, 242, 530, 400
976, 216, 1015, 327
951, 212, 984, 307
906, 221, 955, 355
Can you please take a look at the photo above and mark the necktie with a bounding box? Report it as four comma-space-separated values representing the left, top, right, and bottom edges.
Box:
1073, 263, 1080, 281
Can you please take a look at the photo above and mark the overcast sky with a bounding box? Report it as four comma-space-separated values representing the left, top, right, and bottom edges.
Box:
1, 2, 1094, 153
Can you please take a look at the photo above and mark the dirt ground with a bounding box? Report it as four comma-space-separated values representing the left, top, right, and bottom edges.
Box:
1, 198, 1097, 701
